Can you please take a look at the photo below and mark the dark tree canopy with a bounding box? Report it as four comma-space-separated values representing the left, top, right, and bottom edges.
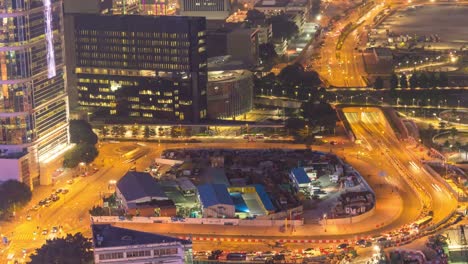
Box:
0, 180, 32, 217
246, 9, 266, 24
259, 43, 278, 63
269, 14, 298, 40
69, 120, 98, 145
390, 73, 399, 89
301, 101, 338, 133
373, 76, 384, 89
28, 233, 93, 264
63, 144, 99, 168
399, 74, 408, 88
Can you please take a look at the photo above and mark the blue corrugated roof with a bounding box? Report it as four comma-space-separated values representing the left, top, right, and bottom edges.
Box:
291, 167, 311, 184
252, 184, 275, 212
197, 184, 234, 208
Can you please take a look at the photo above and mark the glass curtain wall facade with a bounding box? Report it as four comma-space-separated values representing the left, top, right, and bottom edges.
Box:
74, 15, 207, 123
0, 0, 69, 187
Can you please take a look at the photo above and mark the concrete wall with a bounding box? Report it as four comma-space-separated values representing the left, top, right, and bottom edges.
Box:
91, 216, 304, 227
320, 206, 376, 225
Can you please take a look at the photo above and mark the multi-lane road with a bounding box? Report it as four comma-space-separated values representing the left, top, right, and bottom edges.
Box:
0, 109, 456, 262
343, 107, 458, 225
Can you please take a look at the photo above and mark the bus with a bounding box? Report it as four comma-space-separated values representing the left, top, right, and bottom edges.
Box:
410, 216, 433, 230
226, 253, 247, 261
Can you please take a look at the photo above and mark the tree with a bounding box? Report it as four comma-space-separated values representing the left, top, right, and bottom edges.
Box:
143, 126, 150, 139
63, 144, 99, 168
0, 180, 32, 218
399, 74, 408, 88
269, 14, 298, 40
450, 127, 458, 139
301, 101, 338, 133
259, 43, 278, 63
390, 73, 399, 89
246, 9, 265, 24
89, 205, 107, 216
439, 72, 449, 87
131, 126, 139, 137
373, 76, 384, 89
409, 73, 419, 88
29, 233, 93, 264
101, 126, 109, 137
418, 72, 429, 88
69, 120, 98, 145
149, 128, 156, 137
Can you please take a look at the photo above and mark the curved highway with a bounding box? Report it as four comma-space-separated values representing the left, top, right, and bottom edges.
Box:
343, 107, 458, 226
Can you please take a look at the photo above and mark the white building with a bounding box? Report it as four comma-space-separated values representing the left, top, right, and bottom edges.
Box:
92, 224, 193, 263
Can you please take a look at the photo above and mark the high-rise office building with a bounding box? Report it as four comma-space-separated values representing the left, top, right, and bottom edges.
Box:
0, 0, 69, 188
74, 15, 207, 122
180, 0, 231, 20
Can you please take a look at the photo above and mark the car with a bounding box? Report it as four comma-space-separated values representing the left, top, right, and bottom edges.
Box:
356, 239, 371, 247
377, 237, 388, 243
67, 179, 74, 185
337, 243, 349, 249
55, 189, 62, 194
51, 226, 59, 233
279, 249, 292, 256
303, 248, 315, 254
38, 200, 46, 206
26, 215, 32, 221
44, 199, 52, 207
41, 229, 48, 235
50, 195, 60, 202
61, 189, 69, 194
31, 205, 40, 211
194, 251, 209, 257
253, 256, 268, 261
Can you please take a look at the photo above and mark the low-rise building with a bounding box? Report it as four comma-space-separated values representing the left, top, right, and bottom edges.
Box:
197, 183, 235, 218
116, 171, 175, 216
289, 167, 311, 191
92, 224, 193, 263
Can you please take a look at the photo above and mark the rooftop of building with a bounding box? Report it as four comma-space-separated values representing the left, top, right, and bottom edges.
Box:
92, 224, 191, 248
117, 171, 167, 202
197, 183, 234, 207
207, 55, 249, 71
208, 69, 252, 83
127, 199, 176, 209
255, 0, 290, 8
291, 167, 311, 184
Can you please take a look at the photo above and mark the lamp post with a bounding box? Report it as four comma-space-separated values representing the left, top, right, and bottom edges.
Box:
350, 96, 353, 104
412, 98, 415, 106
365, 96, 368, 105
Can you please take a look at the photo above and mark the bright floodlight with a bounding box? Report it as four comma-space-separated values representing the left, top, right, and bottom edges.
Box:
373, 245, 380, 252
316, 14, 322, 21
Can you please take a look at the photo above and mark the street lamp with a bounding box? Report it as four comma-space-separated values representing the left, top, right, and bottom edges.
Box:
351, 96, 353, 103
412, 98, 416, 106
396, 97, 400, 106
335, 95, 338, 104
458, 100, 461, 108
365, 96, 368, 105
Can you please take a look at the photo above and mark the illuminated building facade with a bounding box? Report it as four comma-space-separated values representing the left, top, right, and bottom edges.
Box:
0, 0, 69, 188
207, 70, 253, 119
74, 15, 207, 122
180, 0, 231, 20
